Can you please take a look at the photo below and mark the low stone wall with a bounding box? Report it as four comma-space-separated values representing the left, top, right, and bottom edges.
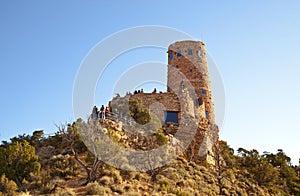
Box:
129, 92, 181, 123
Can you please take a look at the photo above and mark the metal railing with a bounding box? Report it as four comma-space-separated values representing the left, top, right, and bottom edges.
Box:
88, 112, 137, 127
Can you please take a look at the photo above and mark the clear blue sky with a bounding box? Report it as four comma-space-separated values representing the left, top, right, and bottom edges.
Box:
0, 1, 299, 164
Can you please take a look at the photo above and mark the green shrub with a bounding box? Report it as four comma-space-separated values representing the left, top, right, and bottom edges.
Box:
98, 176, 113, 186
85, 151, 95, 164
129, 99, 151, 125
110, 184, 124, 194
158, 177, 171, 192
102, 168, 123, 184
133, 172, 151, 182
153, 129, 168, 146
186, 179, 196, 187
0, 174, 18, 195
111, 170, 123, 184
120, 169, 137, 180
47, 154, 79, 178
86, 181, 111, 195
162, 168, 179, 181
0, 141, 40, 185
203, 173, 215, 184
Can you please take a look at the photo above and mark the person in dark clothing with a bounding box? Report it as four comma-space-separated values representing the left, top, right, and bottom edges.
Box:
99, 105, 105, 119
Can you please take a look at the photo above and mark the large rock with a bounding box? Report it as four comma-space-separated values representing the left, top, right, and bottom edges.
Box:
37, 145, 55, 158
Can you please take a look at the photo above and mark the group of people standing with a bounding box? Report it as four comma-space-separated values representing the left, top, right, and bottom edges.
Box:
91, 105, 110, 120
133, 89, 144, 94
132, 88, 158, 94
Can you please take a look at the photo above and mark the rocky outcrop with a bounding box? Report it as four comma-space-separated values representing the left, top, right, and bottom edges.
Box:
37, 145, 55, 159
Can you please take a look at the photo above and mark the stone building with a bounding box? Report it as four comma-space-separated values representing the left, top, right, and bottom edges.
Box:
110, 40, 219, 164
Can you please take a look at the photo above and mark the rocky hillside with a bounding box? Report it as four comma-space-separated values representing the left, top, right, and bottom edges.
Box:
1, 116, 299, 195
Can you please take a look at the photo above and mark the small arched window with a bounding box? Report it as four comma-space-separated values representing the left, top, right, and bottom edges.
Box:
177, 50, 182, 57
198, 50, 203, 57
205, 111, 209, 118
196, 98, 203, 105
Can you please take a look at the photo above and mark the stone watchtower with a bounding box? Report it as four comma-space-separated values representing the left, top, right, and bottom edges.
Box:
167, 41, 218, 163
110, 40, 218, 164
167, 41, 215, 123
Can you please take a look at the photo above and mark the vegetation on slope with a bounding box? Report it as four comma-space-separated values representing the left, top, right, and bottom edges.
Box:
0, 128, 299, 195
0, 100, 299, 195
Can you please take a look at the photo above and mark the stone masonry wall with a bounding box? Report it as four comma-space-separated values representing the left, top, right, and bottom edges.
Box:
167, 41, 215, 123
130, 92, 181, 123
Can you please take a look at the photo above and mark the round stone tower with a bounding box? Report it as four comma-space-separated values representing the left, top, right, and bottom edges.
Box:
167, 40, 215, 123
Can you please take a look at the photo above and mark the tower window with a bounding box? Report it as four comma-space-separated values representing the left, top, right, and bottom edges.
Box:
205, 111, 209, 118
197, 98, 203, 105
201, 90, 207, 95
198, 50, 203, 57
164, 111, 179, 123
169, 53, 173, 60
177, 50, 182, 57
188, 49, 193, 55
189, 69, 192, 72
195, 98, 201, 105
180, 80, 184, 88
